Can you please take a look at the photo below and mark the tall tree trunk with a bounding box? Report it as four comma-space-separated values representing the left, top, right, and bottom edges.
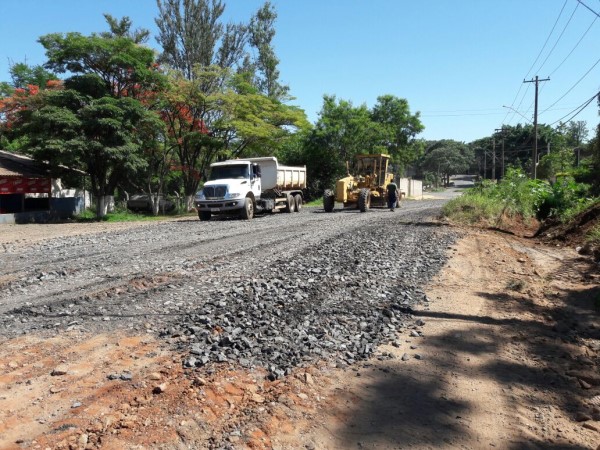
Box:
185, 195, 194, 212
95, 196, 106, 219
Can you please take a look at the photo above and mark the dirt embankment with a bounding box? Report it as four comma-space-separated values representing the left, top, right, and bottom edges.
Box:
0, 217, 599, 449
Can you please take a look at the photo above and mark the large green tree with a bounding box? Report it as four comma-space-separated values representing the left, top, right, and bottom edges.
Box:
370, 95, 425, 173
420, 140, 473, 187
303, 94, 423, 196
16, 17, 168, 217
17, 86, 163, 218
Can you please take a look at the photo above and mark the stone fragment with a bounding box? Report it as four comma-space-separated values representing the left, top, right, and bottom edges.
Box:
51, 367, 68, 376
153, 383, 168, 394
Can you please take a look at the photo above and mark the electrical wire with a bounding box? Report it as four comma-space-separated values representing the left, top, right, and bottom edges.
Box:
578, 0, 600, 18
535, 1, 580, 74
501, 0, 569, 126
549, 90, 599, 125
523, 0, 568, 81
549, 14, 597, 76
541, 55, 600, 114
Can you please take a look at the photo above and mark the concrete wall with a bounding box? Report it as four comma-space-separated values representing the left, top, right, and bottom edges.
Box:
398, 178, 423, 199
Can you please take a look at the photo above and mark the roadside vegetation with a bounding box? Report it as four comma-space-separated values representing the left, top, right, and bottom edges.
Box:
443, 126, 600, 256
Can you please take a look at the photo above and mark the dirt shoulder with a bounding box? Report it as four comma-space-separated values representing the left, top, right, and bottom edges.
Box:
0, 225, 599, 449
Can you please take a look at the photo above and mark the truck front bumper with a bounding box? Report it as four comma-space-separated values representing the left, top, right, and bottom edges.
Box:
196, 200, 244, 213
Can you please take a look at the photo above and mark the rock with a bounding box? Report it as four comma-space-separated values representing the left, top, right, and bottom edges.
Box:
148, 372, 162, 381
153, 383, 168, 394
582, 422, 599, 432
251, 393, 265, 403
401, 353, 410, 361
51, 366, 68, 376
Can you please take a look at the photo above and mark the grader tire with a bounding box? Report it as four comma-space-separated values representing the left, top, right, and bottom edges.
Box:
323, 190, 335, 212
358, 188, 371, 212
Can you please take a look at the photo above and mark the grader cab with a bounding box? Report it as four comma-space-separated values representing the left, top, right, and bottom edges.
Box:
323, 153, 402, 212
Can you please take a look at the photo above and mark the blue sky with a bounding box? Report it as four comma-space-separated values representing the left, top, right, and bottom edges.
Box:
1, 0, 599, 143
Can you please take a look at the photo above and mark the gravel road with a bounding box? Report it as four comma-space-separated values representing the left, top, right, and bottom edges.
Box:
0, 199, 458, 379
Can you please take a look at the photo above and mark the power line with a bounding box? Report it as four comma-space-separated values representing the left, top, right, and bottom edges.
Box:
577, 0, 600, 18
550, 90, 600, 125
540, 55, 600, 114
524, 0, 568, 79
502, 0, 568, 127
549, 14, 597, 76
535, 1, 580, 74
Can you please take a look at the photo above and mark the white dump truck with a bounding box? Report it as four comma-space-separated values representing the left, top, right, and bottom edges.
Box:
194, 157, 306, 220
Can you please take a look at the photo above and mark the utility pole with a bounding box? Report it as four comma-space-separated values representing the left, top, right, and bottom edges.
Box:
483, 150, 487, 179
492, 137, 496, 181
495, 128, 507, 178
523, 76, 550, 179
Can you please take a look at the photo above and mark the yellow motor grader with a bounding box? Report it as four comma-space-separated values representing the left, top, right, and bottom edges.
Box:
323, 153, 402, 212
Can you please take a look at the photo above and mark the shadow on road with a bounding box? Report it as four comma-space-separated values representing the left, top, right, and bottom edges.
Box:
333, 254, 599, 449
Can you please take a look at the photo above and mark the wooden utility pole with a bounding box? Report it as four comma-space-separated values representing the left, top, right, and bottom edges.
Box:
523, 76, 550, 179
495, 128, 507, 178
492, 137, 496, 181
483, 150, 487, 179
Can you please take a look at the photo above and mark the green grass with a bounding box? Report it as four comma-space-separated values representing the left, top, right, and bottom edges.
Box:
304, 198, 324, 207
585, 223, 600, 246
442, 193, 503, 224
74, 208, 189, 223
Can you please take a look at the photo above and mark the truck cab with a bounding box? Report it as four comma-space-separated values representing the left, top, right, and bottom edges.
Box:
194, 161, 260, 221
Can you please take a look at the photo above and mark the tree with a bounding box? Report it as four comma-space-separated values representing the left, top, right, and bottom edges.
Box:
1, 62, 58, 95
155, 0, 247, 79
39, 25, 162, 100
6, 17, 169, 217
102, 14, 150, 43
17, 87, 163, 218
303, 95, 379, 194
370, 95, 424, 173
420, 140, 472, 187
248, 2, 289, 100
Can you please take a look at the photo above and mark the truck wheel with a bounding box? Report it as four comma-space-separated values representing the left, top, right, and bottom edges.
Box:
240, 197, 254, 220
294, 194, 303, 212
358, 188, 371, 212
323, 189, 335, 212
198, 210, 211, 221
284, 194, 294, 213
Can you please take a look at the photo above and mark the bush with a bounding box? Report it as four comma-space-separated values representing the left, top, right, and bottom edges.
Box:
537, 176, 593, 220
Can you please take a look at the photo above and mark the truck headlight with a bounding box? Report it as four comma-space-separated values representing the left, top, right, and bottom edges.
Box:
194, 191, 206, 201
227, 192, 241, 199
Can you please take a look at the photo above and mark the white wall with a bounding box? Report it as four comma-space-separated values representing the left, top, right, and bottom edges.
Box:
398, 178, 423, 199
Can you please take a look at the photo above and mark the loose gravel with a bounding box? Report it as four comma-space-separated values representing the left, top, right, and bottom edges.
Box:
0, 201, 458, 379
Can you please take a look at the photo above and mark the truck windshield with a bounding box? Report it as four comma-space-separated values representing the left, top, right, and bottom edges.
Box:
208, 165, 250, 180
